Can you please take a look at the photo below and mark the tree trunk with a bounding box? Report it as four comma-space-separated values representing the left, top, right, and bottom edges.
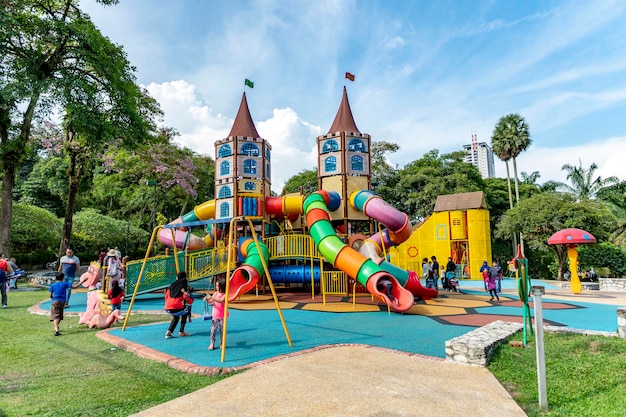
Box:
505, 161, 514, 209
504, 161, 518, 252
512, 157, 521, 203
512, 157, 525, 255
0, 91, 41, 257
58, 149, 84, 255
0, 165, 16, 257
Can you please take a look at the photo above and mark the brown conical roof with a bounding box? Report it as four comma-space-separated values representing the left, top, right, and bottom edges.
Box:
228, 92, 260, 138
327, 86, 360, 134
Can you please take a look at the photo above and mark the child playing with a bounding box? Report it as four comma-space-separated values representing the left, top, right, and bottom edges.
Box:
107, 280, 125, 311
204, 278, 228, 350
164, 271, 194, 338
49, 271, 84, 336
484, 268, 500, 302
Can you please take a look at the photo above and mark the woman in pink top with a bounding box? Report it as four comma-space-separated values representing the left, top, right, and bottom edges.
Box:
205, 278, 228, 350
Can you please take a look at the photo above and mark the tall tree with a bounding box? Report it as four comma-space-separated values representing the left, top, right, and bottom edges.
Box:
491, 113, 532, 252
0, 0, 125, 257
282, 168, 317, 195
558, 160, 619, 201
496, 192, 615, 280
370, 140, 400, 189
382, 150, 485, 221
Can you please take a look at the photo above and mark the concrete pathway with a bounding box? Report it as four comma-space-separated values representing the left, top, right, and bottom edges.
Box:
131, 345, 528, 417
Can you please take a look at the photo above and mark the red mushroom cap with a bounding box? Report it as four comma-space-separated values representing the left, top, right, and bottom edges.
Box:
548, 228, 597, 245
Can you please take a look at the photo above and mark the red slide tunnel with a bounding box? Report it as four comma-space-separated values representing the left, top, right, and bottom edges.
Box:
226, 238, 270, 301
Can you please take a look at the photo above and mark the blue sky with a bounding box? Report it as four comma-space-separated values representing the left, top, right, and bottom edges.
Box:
81, 0, 626, 192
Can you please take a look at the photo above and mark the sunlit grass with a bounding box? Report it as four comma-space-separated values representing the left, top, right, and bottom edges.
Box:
0, 288, 226, 416
488, 332, 626, 417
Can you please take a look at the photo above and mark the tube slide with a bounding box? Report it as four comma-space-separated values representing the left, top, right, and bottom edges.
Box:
158, 200, 218, 249
267, 264, 322, 284
350, 190, 437, 300
304, 192, 414, 312
226, 238, 270, 301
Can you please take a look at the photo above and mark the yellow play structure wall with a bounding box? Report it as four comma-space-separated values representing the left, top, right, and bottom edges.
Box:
466, 209, 492, 280
389, 209, 492, 280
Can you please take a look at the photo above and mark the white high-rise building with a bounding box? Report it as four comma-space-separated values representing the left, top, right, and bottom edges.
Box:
463, 134, 495, 179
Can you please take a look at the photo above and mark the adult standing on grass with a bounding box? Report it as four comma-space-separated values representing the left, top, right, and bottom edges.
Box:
0, 254, 14, 308
50, 272, 85, 336
58, 248, 80, 307
106, 248, 123, 291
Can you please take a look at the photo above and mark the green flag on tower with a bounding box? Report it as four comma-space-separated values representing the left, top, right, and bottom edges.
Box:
245, 79, 254, 88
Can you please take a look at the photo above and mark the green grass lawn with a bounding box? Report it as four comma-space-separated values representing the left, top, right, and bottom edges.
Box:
3, 286, 625, 416
488, 332, 626, 417
0, 288, 226, 417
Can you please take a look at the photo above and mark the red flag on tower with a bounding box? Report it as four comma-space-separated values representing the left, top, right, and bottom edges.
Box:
345, 72, 355, 82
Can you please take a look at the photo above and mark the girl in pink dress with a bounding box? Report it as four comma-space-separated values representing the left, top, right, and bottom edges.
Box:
205, 278, 228, 350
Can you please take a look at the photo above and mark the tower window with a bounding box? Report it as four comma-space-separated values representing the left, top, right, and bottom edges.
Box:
218, 144, 233, 158
220, 161, 230, 176
325, 156, 337, 172
322, 139, 339, 154
220, 202, 230, 217
351, 155, 363, 171
218, 186, 232, 198
265, 148, 271, 161
241, 143, 260, 156
244, 181, 256, 191
348, 138, 365, 152
244, 159, 257, 175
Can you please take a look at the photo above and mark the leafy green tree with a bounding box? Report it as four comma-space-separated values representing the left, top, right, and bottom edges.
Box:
558, 160, 619, 201
491, 113, 532, 254
380, 150, 485, 221
282, 168, 318, 195
18, 154, 68, 216
519, 170, 560, 192
0, 0, 137, 257
370, 140, 399, 188
71, 208, 150, 260
496, 192, 616, 279
578, 242, 626, 278
91, 131, 210, 227
10, 202, 62, 265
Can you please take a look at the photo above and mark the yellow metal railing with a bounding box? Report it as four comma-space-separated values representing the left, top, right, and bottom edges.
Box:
265, 234, 320, 260
322, 270, 346, 295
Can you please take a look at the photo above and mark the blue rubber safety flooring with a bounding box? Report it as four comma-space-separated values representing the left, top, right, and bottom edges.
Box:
41, 279, 622, 369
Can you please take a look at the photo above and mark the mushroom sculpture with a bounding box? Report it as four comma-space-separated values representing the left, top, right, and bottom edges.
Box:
548, 228, 596, 294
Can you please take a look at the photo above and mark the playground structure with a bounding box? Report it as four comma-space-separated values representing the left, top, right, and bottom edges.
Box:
124, 85, 494, 324
389, 191, 492, 281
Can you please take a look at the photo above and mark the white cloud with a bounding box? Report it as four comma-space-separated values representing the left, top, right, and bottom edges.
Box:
145, 80, 232, 157
145, 80, 322, 192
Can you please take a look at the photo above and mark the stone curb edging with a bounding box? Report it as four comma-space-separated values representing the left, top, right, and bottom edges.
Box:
445, 320, 523, 366
446, 319, 623, 367
560, 278, 626, 292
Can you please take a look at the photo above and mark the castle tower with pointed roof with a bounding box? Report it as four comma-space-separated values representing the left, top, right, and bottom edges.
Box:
317, 86, 371, 222
214, 92, 271, 221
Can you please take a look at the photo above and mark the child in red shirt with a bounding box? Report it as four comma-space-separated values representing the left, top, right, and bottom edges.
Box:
107, 280, 125, 311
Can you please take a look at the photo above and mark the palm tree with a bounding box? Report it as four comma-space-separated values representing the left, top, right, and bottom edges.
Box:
491, 113, 532, 204
521, 170, 560, 192
558, 160, 619, 200
491, 113, 532, 253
